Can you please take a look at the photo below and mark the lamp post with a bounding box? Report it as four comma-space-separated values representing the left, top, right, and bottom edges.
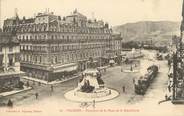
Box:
172, 52, 177, 100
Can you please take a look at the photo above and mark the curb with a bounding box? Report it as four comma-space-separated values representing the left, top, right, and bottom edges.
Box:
0, 87, 32, 98
21, 76, 79, 85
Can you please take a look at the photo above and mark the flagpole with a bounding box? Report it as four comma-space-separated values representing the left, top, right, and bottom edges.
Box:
0, 0, 1, 29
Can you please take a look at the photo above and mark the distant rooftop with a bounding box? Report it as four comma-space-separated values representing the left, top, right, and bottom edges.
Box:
67, 9, 86, 18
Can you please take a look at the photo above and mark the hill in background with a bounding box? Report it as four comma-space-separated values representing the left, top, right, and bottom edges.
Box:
113, 21, 180, 47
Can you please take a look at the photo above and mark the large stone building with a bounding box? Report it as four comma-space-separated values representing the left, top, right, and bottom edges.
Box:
170, 0, 184, 103
0, 32, 24, 93
3, 9, 122, 82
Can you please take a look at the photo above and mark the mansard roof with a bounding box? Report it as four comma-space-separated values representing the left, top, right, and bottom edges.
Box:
19, 18, 35, 24
0, 32, 19, 45
15, 23, 48, 32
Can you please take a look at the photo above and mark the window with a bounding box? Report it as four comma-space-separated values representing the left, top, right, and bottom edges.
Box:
20, 45, 23, 50
35, 35, 37, 40
26, 35, 28, 40
67, 36, 69, 42
67, 45, 69, 50
35, 56, 38, 62
39, 56, 42, 63
9, 47, 13, 52
0, 47, 2, 52
9, 58, 13, 66
71, 54, 74, 60
55, 56, 57, 63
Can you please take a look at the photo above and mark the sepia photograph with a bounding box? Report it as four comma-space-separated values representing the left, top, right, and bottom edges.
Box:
0, 0, 184, 116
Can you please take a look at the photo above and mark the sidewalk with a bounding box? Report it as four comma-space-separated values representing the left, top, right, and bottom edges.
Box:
21, 75, 79, 85
0, 86, 32, 98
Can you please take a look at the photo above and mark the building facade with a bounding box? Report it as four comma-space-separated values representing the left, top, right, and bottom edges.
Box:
3, 9, 122, 82
0, 32, 24, 93
170, 0, 184, 103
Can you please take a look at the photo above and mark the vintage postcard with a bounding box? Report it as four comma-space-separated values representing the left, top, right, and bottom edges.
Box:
0, 0, 184, 116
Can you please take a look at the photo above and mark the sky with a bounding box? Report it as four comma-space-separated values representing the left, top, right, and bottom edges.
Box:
0, 0, 183, 27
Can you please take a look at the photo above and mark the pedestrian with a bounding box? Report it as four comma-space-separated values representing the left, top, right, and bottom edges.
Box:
168, 85, 171, 92
122, 86, 125, 93
51, 85, 54, 92
130, 65, 133, 71
133, 78, 135, 83
165, 94, 168, 100
35, 92, 39, 99
26, 81, 30, 87
7, 99, 13, 108
109, 89, 111, 94
92, 100, 95, 109
38, 82, 41, 86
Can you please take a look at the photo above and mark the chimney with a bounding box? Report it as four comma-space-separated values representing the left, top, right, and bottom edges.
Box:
15, 8, 18, 18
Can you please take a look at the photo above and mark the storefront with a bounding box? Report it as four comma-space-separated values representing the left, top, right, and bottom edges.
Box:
21, 63, 78, 82
51, 64, 78, 82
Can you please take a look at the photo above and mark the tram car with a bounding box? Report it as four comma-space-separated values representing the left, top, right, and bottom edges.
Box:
134, 65, 159, 95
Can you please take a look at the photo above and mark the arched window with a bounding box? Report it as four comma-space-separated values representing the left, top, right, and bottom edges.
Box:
67, 36, 69, 42
35, 56, 37, 62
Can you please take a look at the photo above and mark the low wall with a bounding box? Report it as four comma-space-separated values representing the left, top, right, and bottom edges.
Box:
74, 89, 111, 98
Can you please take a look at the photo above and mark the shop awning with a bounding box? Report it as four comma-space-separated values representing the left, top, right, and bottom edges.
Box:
53, 65, 78, 73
